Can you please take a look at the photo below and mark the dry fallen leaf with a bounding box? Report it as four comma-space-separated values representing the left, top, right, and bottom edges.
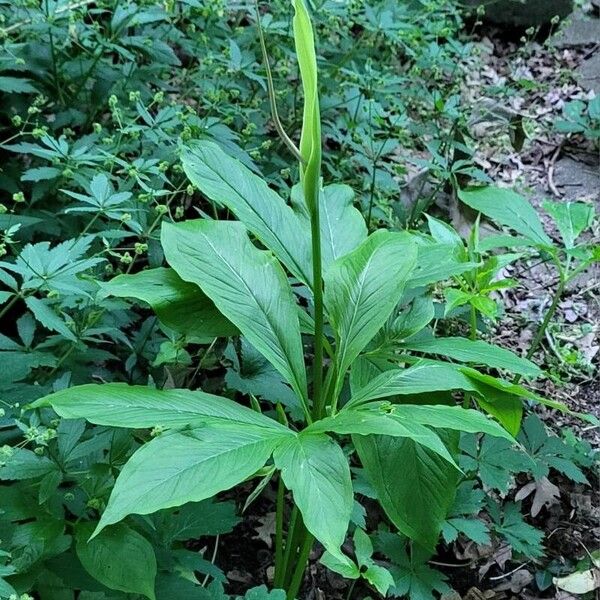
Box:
554, 568, 600, 594
515, 477, 561, 517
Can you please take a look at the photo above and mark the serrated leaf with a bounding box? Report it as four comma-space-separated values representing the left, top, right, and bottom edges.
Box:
25, 296, 77, 342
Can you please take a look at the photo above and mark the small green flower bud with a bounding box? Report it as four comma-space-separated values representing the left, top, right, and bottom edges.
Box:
12, 192, 25, 203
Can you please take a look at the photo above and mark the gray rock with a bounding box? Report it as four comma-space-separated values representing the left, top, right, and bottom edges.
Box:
553, 15, 600, 47
465, 0, 573, 26
578, 53, 600, 94
553, 156, 600, 203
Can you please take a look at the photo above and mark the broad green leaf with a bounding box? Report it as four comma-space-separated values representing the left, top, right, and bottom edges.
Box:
76, 523, 157, 600
161, 220, 308, 409
316, 402, 513, 442
320, 551, 360, 579
426, 215, 465, 252
181, 142, 312, 286
307, 408, 456, 466
459, 187, 552, 248
355, 433, 459, 550
542, 200, 594, 249
407, 241, 478, 288
274, 432, 353, 559
474, 386, 523, 437
392, 294, 435, 340
101, 268, 237, 341
96, 427, 283, 534
400, 337, 541, 378
292, 183, 367, 268
30, 383, 289, 434
325, 230, 417, 393
348, 360, 479, 407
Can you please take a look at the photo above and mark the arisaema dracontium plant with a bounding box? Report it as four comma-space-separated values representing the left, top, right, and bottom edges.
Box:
30, 1, 573, 597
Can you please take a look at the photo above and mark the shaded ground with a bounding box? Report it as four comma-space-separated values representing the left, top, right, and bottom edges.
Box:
462, 9, 600, 447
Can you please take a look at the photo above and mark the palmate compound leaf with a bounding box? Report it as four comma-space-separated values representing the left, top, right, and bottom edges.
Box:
100, 267, 237, 341
161, 219, 308, 413
324, 230, 418, 397
94, 426, 291, 536
30, 383, 289, 434
274, 432, 353, 564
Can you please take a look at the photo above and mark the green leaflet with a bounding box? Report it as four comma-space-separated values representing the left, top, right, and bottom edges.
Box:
543, 200, 595, 249
399, 336, 542, 378
407, 241, 478, 288
459, 187, 553, 248
355, 433, 459, 550
101, 267, 237, 341
76, 523, 157, 600
474, 386, 523, 437
274, 432, 353, 562
181, 141, 312, 286
291, 183, 367, 269
161, 220, 309, 414
95, 427, 286, 535
307, 409, 456, 466
314, 402, 513, 444
348, 360, 479, 407
324, 230, 417, 395
30, 382, 290, 433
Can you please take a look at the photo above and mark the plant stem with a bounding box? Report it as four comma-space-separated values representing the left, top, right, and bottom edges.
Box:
285, 531, 314, 600
274, 476, 285, 585
469, 304, 477, 340
513, 279, 565, 384
0, 293, 20, 321
280, 507, 300, 587
310, 190, 325, 420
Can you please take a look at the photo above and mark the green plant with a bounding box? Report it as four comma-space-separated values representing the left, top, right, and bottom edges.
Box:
23, 3, 580, 599
458, 187, 599, 381
555, 97, 600, 149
